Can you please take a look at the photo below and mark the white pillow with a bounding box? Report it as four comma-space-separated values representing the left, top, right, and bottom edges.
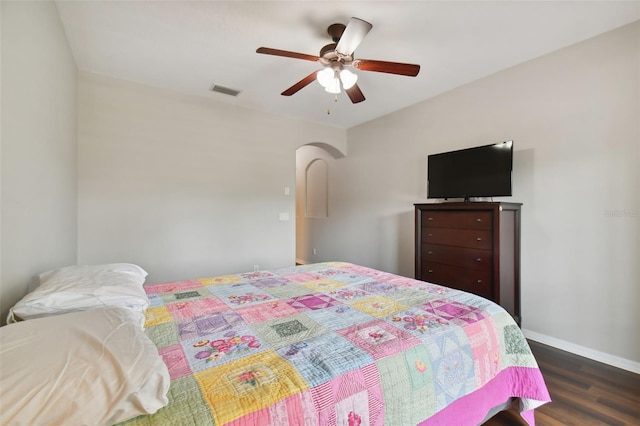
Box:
0, 307, 170, 425
7, 263, 150, 323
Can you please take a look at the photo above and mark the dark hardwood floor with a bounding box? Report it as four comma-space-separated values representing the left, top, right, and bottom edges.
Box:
485, 340, 640, 426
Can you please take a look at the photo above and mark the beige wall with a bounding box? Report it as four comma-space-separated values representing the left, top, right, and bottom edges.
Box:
0, 1, 78, 324
308, 22, 639, 365
77, 73, 345, 283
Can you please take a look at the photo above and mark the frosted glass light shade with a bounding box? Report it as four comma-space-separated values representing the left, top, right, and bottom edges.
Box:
325, 77, 341, 94
339, 69, 358, 89
317, 68, 335, 88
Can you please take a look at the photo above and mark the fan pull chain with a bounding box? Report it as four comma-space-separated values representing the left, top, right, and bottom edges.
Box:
327, 94, 339, 115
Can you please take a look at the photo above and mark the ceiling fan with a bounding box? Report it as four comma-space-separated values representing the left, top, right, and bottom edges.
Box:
256, 17, 420, 104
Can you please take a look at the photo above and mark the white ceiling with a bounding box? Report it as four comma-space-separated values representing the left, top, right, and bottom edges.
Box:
55, 1, 639, 129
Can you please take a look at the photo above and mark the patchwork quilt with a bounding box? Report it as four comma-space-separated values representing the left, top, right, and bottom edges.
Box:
124, 262, 550, 426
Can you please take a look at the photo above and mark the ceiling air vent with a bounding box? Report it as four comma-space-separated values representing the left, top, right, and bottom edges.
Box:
210, 84, 241, 97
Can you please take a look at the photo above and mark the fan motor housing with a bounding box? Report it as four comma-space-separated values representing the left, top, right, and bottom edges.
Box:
319, 43, 337, 58
319, 42, 354, 66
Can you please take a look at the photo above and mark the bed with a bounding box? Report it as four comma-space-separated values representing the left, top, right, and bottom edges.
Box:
0, 261, 549, 425
121, 261, 550, 425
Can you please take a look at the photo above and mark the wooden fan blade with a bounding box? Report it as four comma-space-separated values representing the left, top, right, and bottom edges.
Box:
335, 17, 372, 56
353, 59, 420, 77
256, 47, 319, 62
281, 71, 319, 96
346, 83, 365, 104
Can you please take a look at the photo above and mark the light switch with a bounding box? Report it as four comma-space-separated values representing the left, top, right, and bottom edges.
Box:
284, 186, 290, 195
279, 212, 290, 221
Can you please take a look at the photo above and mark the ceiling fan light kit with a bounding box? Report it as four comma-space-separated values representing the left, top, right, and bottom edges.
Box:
256, 17, 420, 105
316, 68, 358, 94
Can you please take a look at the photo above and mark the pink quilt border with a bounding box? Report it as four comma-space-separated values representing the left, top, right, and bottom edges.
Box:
418, 366, 551, 426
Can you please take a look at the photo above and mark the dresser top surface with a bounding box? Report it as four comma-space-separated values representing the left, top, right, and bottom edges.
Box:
414, 202, 522, 210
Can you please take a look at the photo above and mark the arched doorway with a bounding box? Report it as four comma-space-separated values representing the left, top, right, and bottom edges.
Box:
295, 142, 345, 264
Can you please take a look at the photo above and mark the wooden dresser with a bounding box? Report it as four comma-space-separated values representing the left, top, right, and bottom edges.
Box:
414, 202, 522, 325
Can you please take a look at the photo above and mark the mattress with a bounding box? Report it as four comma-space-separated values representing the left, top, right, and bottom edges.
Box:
123, 262, 550, 425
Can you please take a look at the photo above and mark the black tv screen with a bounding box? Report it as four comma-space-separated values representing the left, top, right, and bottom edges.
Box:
427, 141, 513, 199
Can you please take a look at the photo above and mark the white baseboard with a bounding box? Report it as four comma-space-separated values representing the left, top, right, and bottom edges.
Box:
522, 329, 640, 374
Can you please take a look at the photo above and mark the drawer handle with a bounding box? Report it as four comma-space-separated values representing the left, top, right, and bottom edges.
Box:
476, 218, 482, 222
428, 233, 433, 237
476, 258, 482, 262
476, 237, 482, 241
477, 279, 483, 284
427, 251, 433, 254
428, 269, 433, 273
427, 217, 433, 221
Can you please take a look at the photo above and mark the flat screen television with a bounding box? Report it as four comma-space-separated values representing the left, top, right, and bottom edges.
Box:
427, 140, 513, 200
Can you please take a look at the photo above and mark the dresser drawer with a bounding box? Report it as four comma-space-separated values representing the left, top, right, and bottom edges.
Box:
421, 243, 492, 270
421, 228, 493, 250
419, 262, 493, 299
420, 211, 492, 230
